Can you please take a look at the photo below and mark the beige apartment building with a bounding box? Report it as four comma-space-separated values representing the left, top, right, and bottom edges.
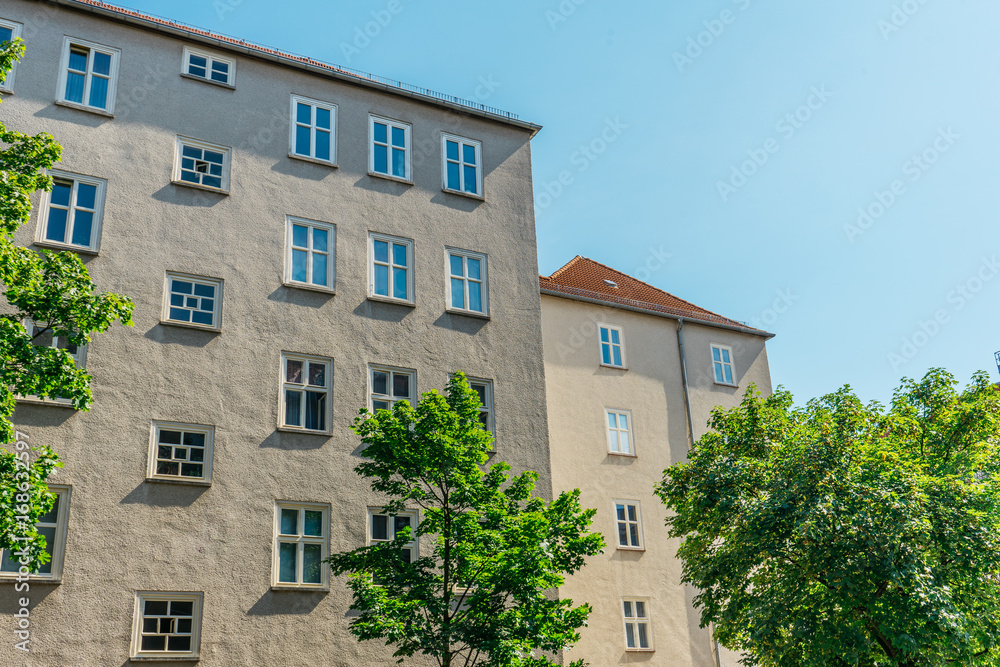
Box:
0, 0, 551, 664
540, 256, 774, 666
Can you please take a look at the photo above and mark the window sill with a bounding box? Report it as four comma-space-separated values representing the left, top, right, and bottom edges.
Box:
616, 546, 645, 552
16, 397, 75, 409
624, 648, 655, 653
442, 187, 484, 201
368, 171, 413, 185
171, 179, 230, 196
600, 363, 628, 371
288, 153, 338, 169
607, 451, 637, 458
146, 476, 212, 488
33, 240, 99, 255
276, 426, 332, 437
160, 320, 222, 334
445, 308, 490, 320
713, 381, 739, 388
0, 575, 62, 584
283, 281, 336, 295
270, 584, 330, 592
180, 72, 235, 89
130, 655, 200, 662
1, 87, 14, 95
367, 295, 416, 308
54, 99, 114, 117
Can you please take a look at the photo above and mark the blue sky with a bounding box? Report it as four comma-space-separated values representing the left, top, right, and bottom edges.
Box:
117, 0, 1000, 405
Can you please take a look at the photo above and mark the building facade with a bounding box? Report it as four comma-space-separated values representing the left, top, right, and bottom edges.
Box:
0, 0, 550, 664
540, 257, 774, 666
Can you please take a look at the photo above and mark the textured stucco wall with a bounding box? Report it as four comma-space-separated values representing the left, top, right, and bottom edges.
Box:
0, 1, 550, 664
540, 293, 772, 666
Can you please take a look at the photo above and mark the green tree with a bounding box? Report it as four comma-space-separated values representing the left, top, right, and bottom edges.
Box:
0, 38, 133, 571
656, 369, 1000, 666
328, 373, 604, 667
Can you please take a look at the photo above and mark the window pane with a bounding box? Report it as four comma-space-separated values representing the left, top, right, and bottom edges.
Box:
315, 130, 331, 160
88, 75, 108, 109
305, 390, 325, 431
374, 264, 389, 296
392, 373, 410, 398
286, 359, 303, 383
392, 243, 407, 267
372, 371, 388, 396
38, 496, 60, 524
312, 253, 328, 286
308, 362, 326, 387
462, 143, 476, 164
68, 48, 88, 71
447, 162, 460, 190
627, 505, 637, 521
280, 508, 299, 535
76, 182, 97, 209
635, 601, 645, 617
623, 600, 633, 617
316, 106, 331, 130
392, 268, 407, 299
45, 208, 68, 243
141, 636, 167, 651
630, 524, 639, 546
168, 636, 191, 651
71, 210, 93, 246
625, 623, 636, 648
292, 249, 308, 282
296, 102, 311, 124
464, 165, 477, 193
637, 623, 648, 648
145, 600, 169, 615
295, 125, 311, 156
724, 366, 733, 384
371, 514, 388, 540
467, 258, 481, 280
613, 348, 623, 367
391, 126, 405, 148
313, 228, 327, 252
394, 515, 411, 534
373, 240, 389, 264
278, 542, 297, 582
284, 389, 302, 426
302, 543, 322, 583
374, 122, 387, 144
392, 148, 406, 177
449, 254, 464, 276
721, 348, 731, 363
176, 618, 192, 633
468, 283, 482, 312
611, 329, 620, 344
304, 510, 323, 537
292, 224, 308, 248
184, 432, 204, 447
616, 504, 626, 521
92, 50, 111, 75
714, 363, 724, 383
712, 347, 721, 362
618, 523, 628, 546
373, 144, 387, 173
602, 345, 612, 365
600, 328, 610, 343
451, 278, 465, 309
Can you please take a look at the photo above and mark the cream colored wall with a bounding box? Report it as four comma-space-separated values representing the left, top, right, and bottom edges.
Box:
541, 294, 772, 666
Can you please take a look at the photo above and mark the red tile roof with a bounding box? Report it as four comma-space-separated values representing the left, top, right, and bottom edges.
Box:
540, 256, 767, 334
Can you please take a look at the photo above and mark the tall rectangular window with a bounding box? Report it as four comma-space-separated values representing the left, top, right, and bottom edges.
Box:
57, 37, 120, 113
442, 134, 483, 196
606, 409, 633, 455
370, 365, 415, 411
447, 249, 488, 315
173, 136, 231, 192
19, 319, 87, 405
467, 378, 494, 434
622, 598, 653, 651
36, 171, 106, 252
285, 217, 335, 291
369, 233, 413, 303
0, 485, 70, 580
370, 115, 411, 181
281, 353, 332, 433
599, 324, 626, 368
182, 46, 235, 86
274, 502, 329, 589
369, 509, 417, 564
0, 19, 23, 91
711, 344, 736, 385
148, 422, 214, 484
614, 501, 643, 549
162, 272, 223, 331
290, 95, 336, 164
132, 592, 203, 660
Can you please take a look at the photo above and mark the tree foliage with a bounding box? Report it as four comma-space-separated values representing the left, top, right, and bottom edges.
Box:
0, 37, 133, 570
328, 373, 604, 667
656, 369, 1000, 666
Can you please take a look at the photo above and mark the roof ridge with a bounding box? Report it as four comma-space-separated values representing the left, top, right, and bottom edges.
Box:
545, 255, 583, 281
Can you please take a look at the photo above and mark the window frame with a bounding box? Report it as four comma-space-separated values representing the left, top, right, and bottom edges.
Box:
368, 232, 415, 305
0, 485, 71, 582
445, 248, 489, 317
130, 591, 203, 661
289, 94, 337, 166
440, 133, 484, 199
0, 18, 24, 92
146, 421, 215, 486
172, 136, 232, 194
605, 408, 635, 457
710, 343, 737, 386
622, 597, 654, 651
55, 36, 120, 115
181, 45, 236, 88
466, 377, 494, 438
161, 271, 224, 332
284, 216, 336, 293
34, 170, 107, 253
369, 364, 416, 412
598, 323, 627, 369
278, 352, 334, 435
367, 508, 418, 564
368, 114, 412, 183
272, 501, 331, 590
613, 500, 644, 551
17, 318, 87, 407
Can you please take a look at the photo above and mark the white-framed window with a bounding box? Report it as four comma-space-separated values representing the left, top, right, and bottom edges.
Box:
368, 509, 417, 564
598, 323, 626, 368
182, 46, 235, 87
370, 365, 415, 412
290, 95, 336, 164
172, 136, 231, 192
369, 115, 411, 181
285, 216, 335, 291
614, 500, 643, 550
711, 344, 736, 385
0, 19, 24, 91
131, 591, 203, 660
273, 502, 329, 589
19, 319, 87, 406
0, 485, 70, 581
56, 37, 120, 113
162, 272, 223, 331
622, 598, 653, 651
605, 409, 633, 455
35, 170, 106, 252
441, 134, 483, 197
369, 233, 414, 304
467, 378, 494, 435
280, 352, 332, 433
446, 248, 488, 316
147, 422, 214, 485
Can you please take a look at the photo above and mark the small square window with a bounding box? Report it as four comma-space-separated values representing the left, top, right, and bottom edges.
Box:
606, 409, 634, 456
182, 46, 235, 87
446, 249, 488, 316
35, 171, 106, 252
370, 365, 415, 412
162, 272, 223, 331
614, 500, 643, 550
131, 591, 203, 660
147, 422, 214, 485
17, 319, 87, 406
285, 217, 336, 292
369, 233, 414, 304
273, 502, 330, 589
280, 352, 333, 433
369, 115, 411, 182
0, 19, 24, 91
0, 485, 70, 581
441, 134, 483, 197
173, 136, 231, 193
711, 344, 736, 386
56, 37, 120, 114
368, 508, 418, 567
290, 95, 337, 165
622, 598, 653, 651
598, 324, 626, 368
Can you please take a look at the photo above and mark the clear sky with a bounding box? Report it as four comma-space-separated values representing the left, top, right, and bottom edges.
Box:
115, 0, 1000, 405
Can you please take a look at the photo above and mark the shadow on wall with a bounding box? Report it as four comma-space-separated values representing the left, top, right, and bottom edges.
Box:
259, 430, 330, 451
119, 481, 209, 507
246, 589, 326, 616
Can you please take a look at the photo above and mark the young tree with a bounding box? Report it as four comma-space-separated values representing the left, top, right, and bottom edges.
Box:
328, 373, 603, 667
0, 38, 133, 571
656, 369, 1000, 667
